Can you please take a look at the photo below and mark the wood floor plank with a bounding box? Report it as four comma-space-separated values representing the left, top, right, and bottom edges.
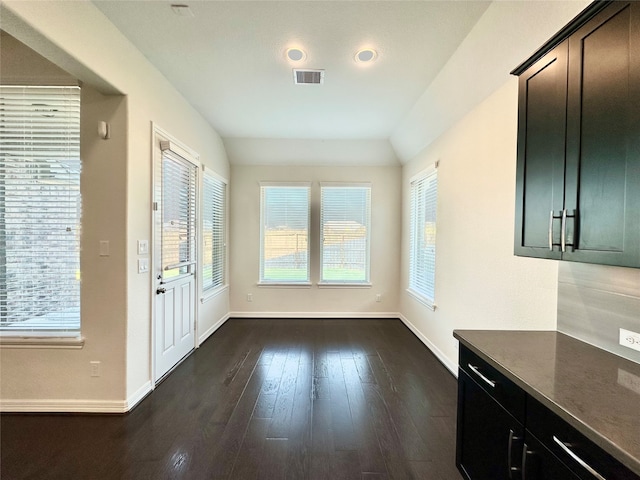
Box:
341, 356, 387, 475
362, 383, 417, 479
327, 351, 357, 451
267, 344, 302, 439
0, 318, 461, 480
285, 360, 313, 479
258, 438, 289, 480
367, 353, 431, 462
229, 417, 270, 480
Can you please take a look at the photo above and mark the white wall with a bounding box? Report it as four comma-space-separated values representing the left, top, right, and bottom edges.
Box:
1, 0, 230, 411
399, 80, 559, 374
230, 165, 401, 317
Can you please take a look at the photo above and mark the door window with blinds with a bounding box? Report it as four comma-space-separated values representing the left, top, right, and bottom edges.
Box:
320, 184, 371, 284
259, 184, 310, 284
202, 171, 226, 292
159, 147, 197, 280
409, 166, 438, 308
0, 85, 81, 334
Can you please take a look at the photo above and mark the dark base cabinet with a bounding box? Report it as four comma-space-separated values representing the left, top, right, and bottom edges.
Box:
456, 369, 524, 480
456, 345, 640, 480
456, 347, 526, 479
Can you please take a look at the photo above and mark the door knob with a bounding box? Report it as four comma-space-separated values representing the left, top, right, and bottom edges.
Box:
156, 287, 166, 295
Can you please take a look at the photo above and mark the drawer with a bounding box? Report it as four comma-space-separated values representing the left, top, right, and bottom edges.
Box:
527, 396, 639, 480
459, 346, 526, 423
523, 431, 581, 480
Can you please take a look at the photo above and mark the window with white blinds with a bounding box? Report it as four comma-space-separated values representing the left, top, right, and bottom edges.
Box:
409, 168, 438, 307
260, 184, 310, 283
202, 172, 226, 292
0, 85, 81, 334
320, 184, 371, 284
161, 149, 197, 280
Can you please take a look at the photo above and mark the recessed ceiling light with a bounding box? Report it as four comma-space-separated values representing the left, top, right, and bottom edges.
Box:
355, 48, 377, 64
286, 48, 307, 62
171, 4, 194, 17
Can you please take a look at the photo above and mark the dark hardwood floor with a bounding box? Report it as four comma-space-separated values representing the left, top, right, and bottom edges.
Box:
1, 319, 460, 479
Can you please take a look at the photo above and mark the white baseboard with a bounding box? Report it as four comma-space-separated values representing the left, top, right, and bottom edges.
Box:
125, 381, 152, 411
198, 313, 230, 345
0, 398, 128, 413
1, 382, 153, 414
398, 313, 458, 377
228, 311, 400, 319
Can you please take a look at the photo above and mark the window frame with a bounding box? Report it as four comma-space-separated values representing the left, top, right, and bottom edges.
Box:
259, 182, 311, 286
201, 168, 228, 299
319, 182, 372, 287
407, 165, 438, 310
0, 85, 83, 341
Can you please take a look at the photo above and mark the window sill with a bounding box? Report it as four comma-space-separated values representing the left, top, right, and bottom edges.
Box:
406, 288, 436, 311
257, 282, 312, 288
0, 335, 85, 349
201, 284, 229, 304
317, 282, 372, 289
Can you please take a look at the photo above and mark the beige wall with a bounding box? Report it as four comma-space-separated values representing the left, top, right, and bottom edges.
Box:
1, 0, 230, 410
230, 165, 401, 316
0, 83, 129, 409
399, 80, 559, 373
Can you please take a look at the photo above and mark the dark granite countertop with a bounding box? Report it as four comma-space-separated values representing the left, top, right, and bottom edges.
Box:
453, 330, 640, 476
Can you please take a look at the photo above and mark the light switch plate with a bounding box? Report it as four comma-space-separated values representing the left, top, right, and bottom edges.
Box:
138, 258, 149, 274
99, 240, 109, 257
137, 240, 149, 255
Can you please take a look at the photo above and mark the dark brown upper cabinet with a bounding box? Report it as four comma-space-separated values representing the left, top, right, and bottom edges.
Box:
512, 1, 640, 268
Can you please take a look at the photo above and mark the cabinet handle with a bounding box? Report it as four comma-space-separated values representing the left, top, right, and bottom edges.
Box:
552, 436, 606, 480
521, 443, 531, 480
508, 429, 522, 479
561, 209, 567, 253
548, 210, 554, 250
467, 364, 496, 388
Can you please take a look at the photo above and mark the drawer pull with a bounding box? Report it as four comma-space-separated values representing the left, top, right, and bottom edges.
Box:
552, 436, 606, 480
468, 364, 496, 388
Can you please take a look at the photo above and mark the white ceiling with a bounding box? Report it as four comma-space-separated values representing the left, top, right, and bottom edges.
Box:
92, 0, 491, 164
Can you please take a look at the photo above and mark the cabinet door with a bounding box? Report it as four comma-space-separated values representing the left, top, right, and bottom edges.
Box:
456, 369, 524, 480
564, 1, 640, 267
522, 433, 581, 480
514, 41, 568, 260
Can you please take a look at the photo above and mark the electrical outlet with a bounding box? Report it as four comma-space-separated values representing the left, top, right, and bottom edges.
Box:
90, 361, 101, 377
247, 293, 253, 302
375, 294, 382, 303
619, 328, 640, 352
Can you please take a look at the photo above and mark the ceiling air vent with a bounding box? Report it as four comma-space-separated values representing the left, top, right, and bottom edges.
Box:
293, 69, 324, 85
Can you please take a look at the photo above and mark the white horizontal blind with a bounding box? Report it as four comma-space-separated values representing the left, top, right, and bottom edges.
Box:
202, 172, 226, 291
161, 150, 197, 280
0, 86, 81, 333
320, 185, 371, 283
409, 169, 438, 304
260, 185, 310, 283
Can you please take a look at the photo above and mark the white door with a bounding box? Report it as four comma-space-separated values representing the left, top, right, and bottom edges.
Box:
154, 140, 198, 382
